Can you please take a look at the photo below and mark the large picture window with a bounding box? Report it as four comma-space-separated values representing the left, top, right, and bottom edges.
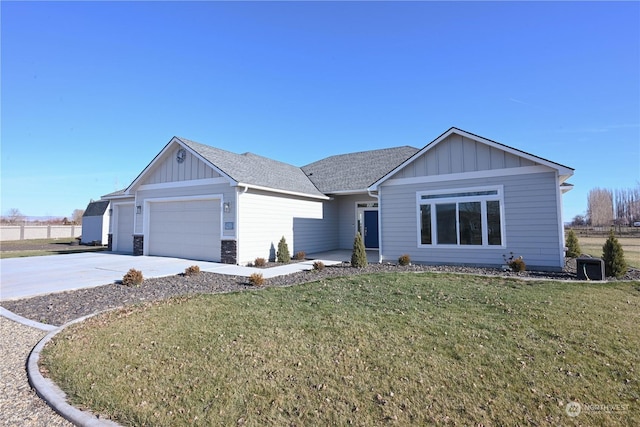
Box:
417, 187, 504, 247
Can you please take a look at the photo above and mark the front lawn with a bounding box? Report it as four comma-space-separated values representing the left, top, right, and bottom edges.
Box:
41, 273, 640, 426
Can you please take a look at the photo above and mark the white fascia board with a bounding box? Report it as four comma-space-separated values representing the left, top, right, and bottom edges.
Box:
126, 137, 236, 192
378, 165, 554, 188
326, 190, 370, 196
237, 182, 331, 200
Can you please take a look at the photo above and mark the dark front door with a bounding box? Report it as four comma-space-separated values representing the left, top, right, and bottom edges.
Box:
364, 210, 379, 248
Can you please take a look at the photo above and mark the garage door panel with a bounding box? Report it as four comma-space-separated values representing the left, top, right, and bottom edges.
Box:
148, 200, 221, 262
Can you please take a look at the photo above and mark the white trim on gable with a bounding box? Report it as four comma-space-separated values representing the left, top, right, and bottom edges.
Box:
369, 127, 574, 191
125, 137, 237, 194
382, 165, 554, 187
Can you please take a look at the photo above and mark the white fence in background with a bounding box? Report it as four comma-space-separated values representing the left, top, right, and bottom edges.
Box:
0, 225, 82, 241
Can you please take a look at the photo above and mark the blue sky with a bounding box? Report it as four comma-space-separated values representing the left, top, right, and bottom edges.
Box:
2, 1, 639, 221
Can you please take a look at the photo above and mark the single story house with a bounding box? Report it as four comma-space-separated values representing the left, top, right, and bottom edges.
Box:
80, 200, 110, 245
102, 127, 574, 271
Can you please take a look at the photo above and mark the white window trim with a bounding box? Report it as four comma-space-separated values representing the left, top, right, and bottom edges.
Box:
416, 185, 506, 249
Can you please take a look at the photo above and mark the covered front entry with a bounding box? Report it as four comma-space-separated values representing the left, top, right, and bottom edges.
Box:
146, 198, 221, 262
357, 202, 379, 249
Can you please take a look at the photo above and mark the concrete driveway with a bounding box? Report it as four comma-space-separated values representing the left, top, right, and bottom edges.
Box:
0, 252, 345, 301
0, 252, 261, 301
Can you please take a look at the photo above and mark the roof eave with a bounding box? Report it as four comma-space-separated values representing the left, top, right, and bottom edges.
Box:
237, 182, 330, 200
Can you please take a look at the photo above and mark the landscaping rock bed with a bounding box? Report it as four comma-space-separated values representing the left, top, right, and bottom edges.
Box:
2, 260, 638, 327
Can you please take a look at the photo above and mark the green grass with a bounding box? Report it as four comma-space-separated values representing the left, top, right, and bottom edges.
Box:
578, 236, 640, 269
0, 238, 106, 259
41, 273, 640, 426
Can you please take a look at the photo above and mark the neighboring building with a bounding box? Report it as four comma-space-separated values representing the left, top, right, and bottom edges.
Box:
101, 127, 574, 271
80, 200, 110, 245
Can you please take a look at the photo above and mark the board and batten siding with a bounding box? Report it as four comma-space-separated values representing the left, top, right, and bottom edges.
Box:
395, 133, 538, 179
237, 190, 327, 265
144, 147, 221, 184
379, 170, 563, 270
134, 182, 236, 237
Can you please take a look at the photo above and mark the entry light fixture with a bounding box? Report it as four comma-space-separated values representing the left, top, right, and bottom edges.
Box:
223, 202, 231, 213
136, 205, 142, 214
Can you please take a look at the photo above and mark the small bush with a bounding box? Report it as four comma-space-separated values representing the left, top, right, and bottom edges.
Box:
122, 268, 143, 287
398, 254, 411, 266
565, 229, 581, 258
184, 265, 201, 276
277, 236, 291, 264
313, 261, 325, 271
254, 257, 267, 267
503, 252, 526, 272
294, 251, 306, 260
249, 272, 265, 286
351, 232, 368, 268
602, 229, 627, 278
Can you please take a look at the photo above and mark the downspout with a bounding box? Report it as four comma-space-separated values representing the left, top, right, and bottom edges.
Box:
368, 188, 382, 263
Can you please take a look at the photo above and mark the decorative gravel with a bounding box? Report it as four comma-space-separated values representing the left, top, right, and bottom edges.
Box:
0, 316, 73, 427
2, 259, 638, 328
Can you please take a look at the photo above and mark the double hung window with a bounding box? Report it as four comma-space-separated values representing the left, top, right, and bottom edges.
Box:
418, 187, 504, 247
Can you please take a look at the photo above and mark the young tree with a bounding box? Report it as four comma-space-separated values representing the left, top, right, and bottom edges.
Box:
565, 229, 581, 258
351, 232, 368, 268
276, 236, 291, 263
602, 229, 627, 278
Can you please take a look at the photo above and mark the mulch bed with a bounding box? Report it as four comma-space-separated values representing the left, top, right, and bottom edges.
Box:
1, 259, 638, 328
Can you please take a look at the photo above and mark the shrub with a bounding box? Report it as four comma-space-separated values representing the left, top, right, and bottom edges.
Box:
277, 236, 291, 264
184, 265, 201, 276
248, 272, 265, 286
254, 257, 267, 267
565, 229, 581, 258
351, 232, 368, 268
602, 229, 627, 278
294, 251, 306, 261
313, 261, 325, 271
398, 254, 411, 266
503, 252, 526, 272
122, 268, 143, 287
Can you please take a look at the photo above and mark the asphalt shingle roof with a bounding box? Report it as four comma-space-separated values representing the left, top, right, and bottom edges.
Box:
83, 200, 110, 217
178, 138, 328, 198
301, 146, 420, 193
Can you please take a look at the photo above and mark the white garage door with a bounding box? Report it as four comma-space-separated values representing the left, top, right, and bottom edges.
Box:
114, 204, 134, 253
147, 199, 221, 262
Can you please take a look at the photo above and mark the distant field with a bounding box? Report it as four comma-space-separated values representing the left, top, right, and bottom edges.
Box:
575, 236, 639, 269
0, 238, 106, 259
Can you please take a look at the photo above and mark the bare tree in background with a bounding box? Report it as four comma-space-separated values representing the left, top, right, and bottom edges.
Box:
587, 188, 613, 226
72, 209, 85, 224
6, 208, 25, 224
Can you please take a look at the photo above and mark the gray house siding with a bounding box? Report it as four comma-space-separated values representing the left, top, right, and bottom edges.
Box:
395, 133, 538, 178
293, 200, 339, 254
379, 170, 563, 270
144, 146, 221, 184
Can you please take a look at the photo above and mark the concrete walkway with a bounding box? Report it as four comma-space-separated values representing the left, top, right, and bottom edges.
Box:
0, 252, 343, 301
